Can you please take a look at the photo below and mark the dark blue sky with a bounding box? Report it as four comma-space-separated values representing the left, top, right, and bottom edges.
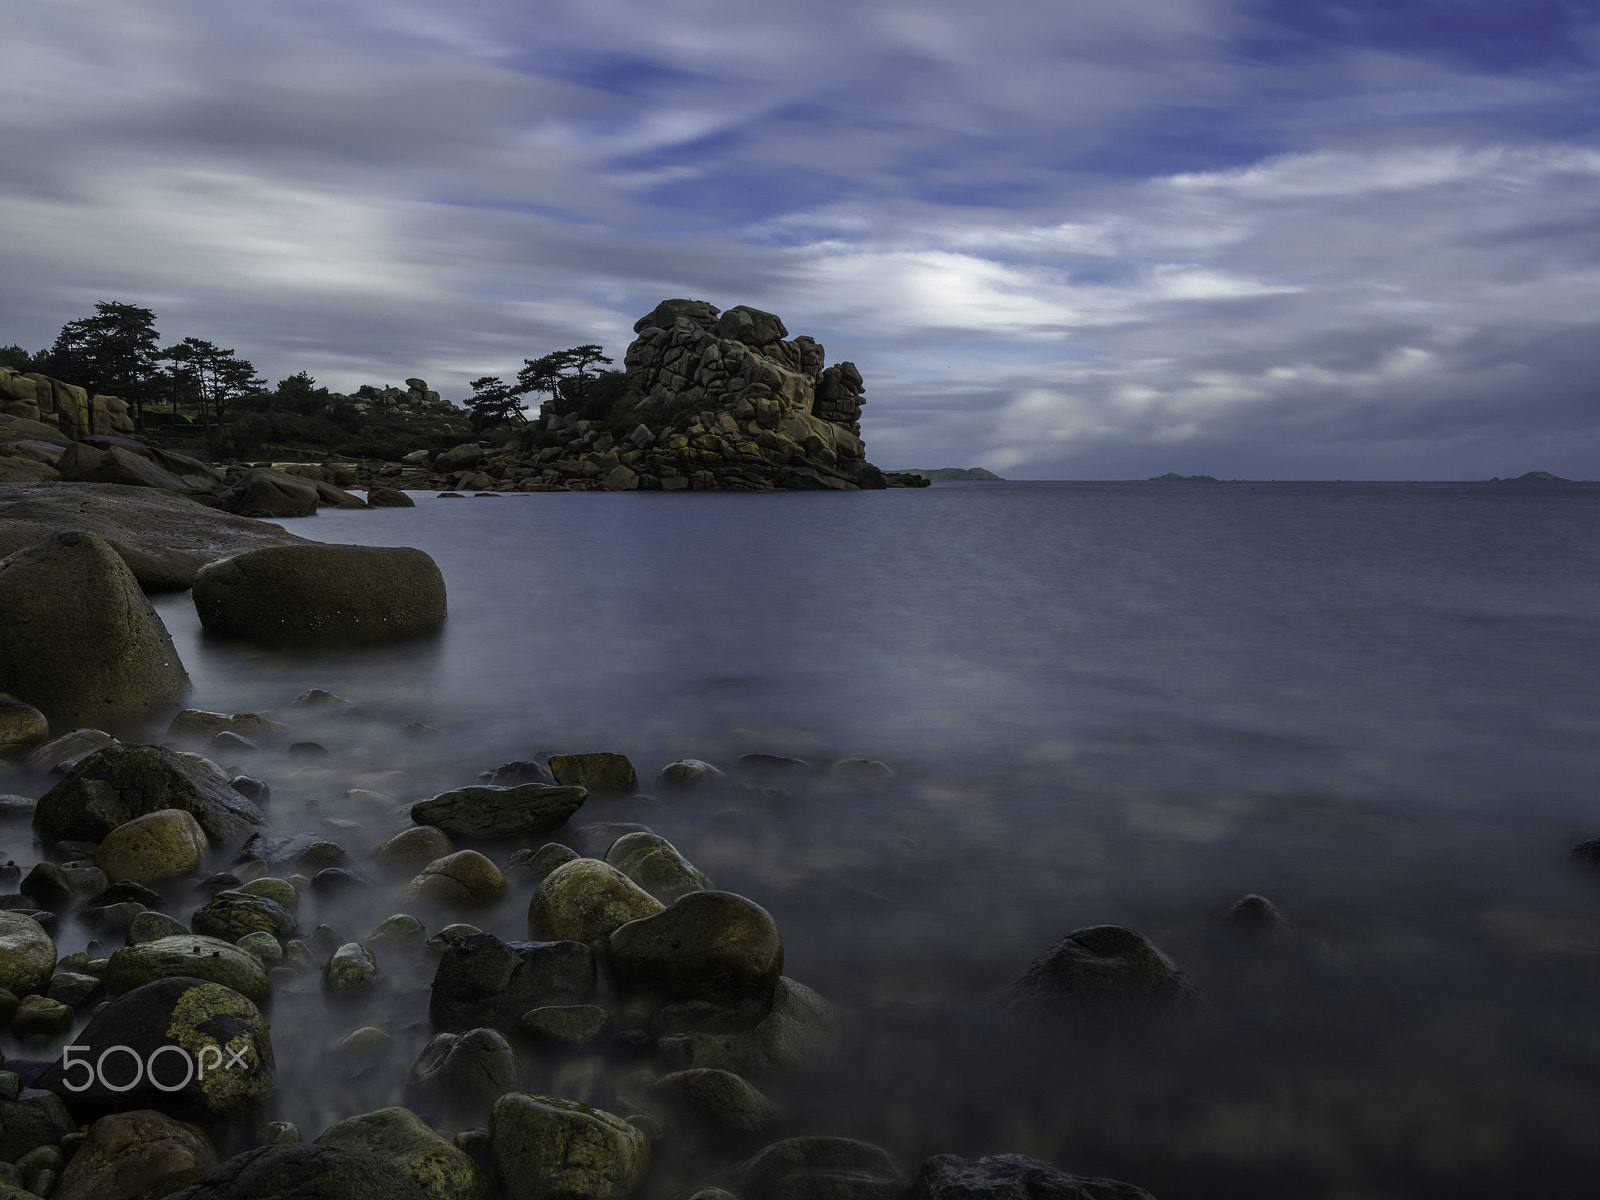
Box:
3, 0, 1597, 477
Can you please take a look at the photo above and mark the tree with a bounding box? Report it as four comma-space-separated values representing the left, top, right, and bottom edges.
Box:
0, 345, 48, 372
45, 302, 163, 424
465, 375, 527, 433
161, 337, 265, 436
515, 344, 614, 421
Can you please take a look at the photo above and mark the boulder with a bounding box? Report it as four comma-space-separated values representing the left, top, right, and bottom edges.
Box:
410, 784, 587, 840
912, 1155, 1157, 1200
169, 709, 290, 742
192, 543, 447, 644
34, 743, 265, 847
403, 850, 508, 904
547, 753, 638, 797
604, 831, 712, 903
323, 943, 381, 995
0, 1084, 75, 1164
515, 1004, 613, 1046
489, 1093, 649, 1200
190, 892, 298, 942
94, 808, 210, 885
656, 977, 836, 1075
0, 482, 312, 590
726, 1138, 906, 1200
0, 531, 191, 722
366, 487, 415, 507
406, 1027, 519, 1116
0, 695, 49, 752
657, 758, 724, 786
214, 468, 319, 517
38, 977, 276, 1121
374, 825, 453, 864
1005, 925, 1196, 1021
650, 1068, 777, 1137
434, 444, 485, 472
25, 727, 117, 772
162, 1144, 428, 1200
608, 890, 783, 1012
52, 1109, 218, 1200
0, 911, 55, 996
313, 1106, 487, 1200
529, 859, 663, 944
429, 931, 594, 1032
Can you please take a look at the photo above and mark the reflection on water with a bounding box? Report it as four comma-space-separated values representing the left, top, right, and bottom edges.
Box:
10, 481, 1600, 1197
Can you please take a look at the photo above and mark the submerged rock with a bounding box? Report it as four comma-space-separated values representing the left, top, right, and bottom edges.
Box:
429, 931, 595, 1032
161, 1144, 428, 1200
726, 1137, 906, 1200
407, 1028, 519, 1116
1005, 925, 1196, 1021
608, 890, 783, 1013
912, 1153, 1157, 1200
410, 783, 587, 840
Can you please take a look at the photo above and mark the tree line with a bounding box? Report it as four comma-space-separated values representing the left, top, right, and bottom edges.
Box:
3, 300, 627, 455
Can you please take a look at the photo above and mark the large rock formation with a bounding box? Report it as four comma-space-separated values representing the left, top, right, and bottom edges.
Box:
0, 366, 137, 440
430, 300, 907, 493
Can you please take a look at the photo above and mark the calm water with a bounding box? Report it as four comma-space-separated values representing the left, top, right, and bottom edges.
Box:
59, 482, 1600, 1195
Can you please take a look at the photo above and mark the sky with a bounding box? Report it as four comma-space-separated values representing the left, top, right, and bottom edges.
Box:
3, 0, 1599, 479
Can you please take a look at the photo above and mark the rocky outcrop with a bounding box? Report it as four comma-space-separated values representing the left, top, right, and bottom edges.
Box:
0, 482, 313, 590
0, 366, 136, 440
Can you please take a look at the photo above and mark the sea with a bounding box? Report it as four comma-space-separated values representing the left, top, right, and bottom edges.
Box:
115, 479, 1600, 1196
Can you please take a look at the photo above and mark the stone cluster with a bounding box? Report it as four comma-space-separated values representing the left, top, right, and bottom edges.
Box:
0, 367, 136, 442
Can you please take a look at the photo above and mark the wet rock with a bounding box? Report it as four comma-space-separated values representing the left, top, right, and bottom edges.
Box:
367, 913, 426, 945
0, 696, 48, 754
429, 932, 595, 1032
657, 978, 837, 1075
311, 867, 375, 895
324, 943, 381, 996
254, 1122, 302, 1146
52, 1109, 218, 1200
410, 784, 587, 841
604, 832, 712, 904
0, 531, 190, 722
47, 969, 104, 1007
726, 1137, 906, 1200
529, 859, 663, 944
656, 759, 724, 787
214, 468, 318, 518
238, 931, 284, 967
13, 993, 74, 1036
0, 912, 55, 996
374, 826, 453, 865
366, 487, 415, 507
162, 1144, 428, 1200
315, 1106, 488, 1200
403, 850, 508, 904
548, 753, 638, 797
229, 775, 269, 804
107, 934, 272, 1002
94, 808, 210, 886
912, 1153, 1157, 1200
1005, 925, 1197, 1021
24, 727, 117, 773
508, 843, 581, 880
169, 709, 291, 742
34, 743, 265, 848
515, 1005, 614, 1046
1227, 893, 1293, 935
20, 862, 74, 906
650, 1068, 776, 1136
234, 876, 300, 908
190, 892, 298, 942
1571, 837, 1600, 866
38, 977, 276, 1121
0, 1082, 74, 1162
489, 1093, 649, 1200
125, 909, 189, 944
608, 890, 783, 1012
192, 544, 447, 644
407, 1028, 519, 1118
829, 758, 893, 778
485, 761, 555, 787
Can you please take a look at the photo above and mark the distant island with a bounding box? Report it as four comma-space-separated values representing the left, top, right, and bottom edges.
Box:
1489, 471, 1569, 482
1149, 473, 1217, 481
901, 467, 1005, 481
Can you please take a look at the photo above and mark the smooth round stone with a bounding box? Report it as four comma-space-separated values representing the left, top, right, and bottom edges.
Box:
51, 1109, 217, 1200
124, 909, 188, 945
311, 867, 374, 895
13, 994, 75, 1036
515, 1004, 614, 1046
408, 1028, 518, 1113
0, 696, 49, 754
1005, 925, 1197, 1020
0, 911, 55, 995
529, 859, 663, 944
238, 931, 285, 967
191, 892, 297, 942
234, 877, 300, 908
547, 753, 638, 797
335, 1026, 391, 1054
607, 890, 784, 1011
426, 923, 482, 949
107, 933, 272, 1002
656, 759, 724, 786
313, 1105, 487, 1200
367, 913, 426, 944
650, 1068, 777, 1135
94, 808, 210, 886
404, 851, 508, 904
489, 1093, 649, 1200
604, 832, 712, 904
373, 825, 453, 865
324, 943, 381, 995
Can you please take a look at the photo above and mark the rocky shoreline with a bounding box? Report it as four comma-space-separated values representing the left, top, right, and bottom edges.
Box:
0, 685, 1174, 1200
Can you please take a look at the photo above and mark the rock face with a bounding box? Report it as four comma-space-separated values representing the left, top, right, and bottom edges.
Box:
34, 743, 265, 847
192, 543, 447, 644
0, 530, 191, 722
0, 482, 314, 590
912, 1154, 1158, 1200
0, 366, 136, 439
